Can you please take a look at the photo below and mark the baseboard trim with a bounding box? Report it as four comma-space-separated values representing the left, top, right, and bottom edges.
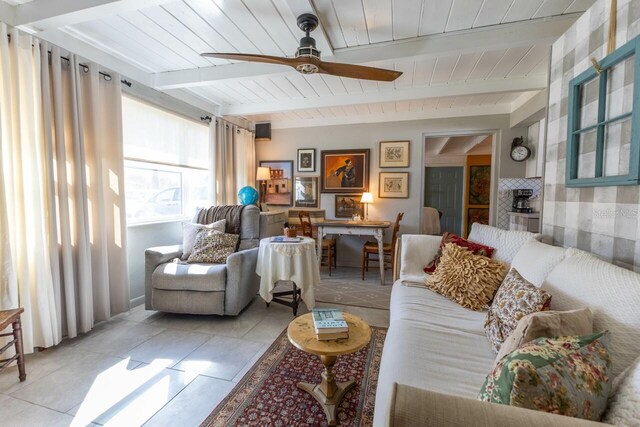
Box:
130, 295, 145, 308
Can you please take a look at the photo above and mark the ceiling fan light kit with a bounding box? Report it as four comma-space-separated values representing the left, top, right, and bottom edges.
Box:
201, 13, 402, 82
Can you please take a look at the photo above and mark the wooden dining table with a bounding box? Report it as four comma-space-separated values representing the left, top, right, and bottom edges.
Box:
315, 220, 391, 285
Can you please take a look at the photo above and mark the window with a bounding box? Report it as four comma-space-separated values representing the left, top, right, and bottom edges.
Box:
122, 96, 210, 223
566, 35, 640, 187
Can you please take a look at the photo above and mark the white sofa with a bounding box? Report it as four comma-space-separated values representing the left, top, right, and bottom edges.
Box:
374, 223, 640, 427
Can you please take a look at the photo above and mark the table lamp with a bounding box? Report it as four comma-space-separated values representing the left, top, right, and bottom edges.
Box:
256, 167, 271, 205
360, 192, 373, 221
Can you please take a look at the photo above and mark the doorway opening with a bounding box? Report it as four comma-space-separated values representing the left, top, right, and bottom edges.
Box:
422, 134, 494, 237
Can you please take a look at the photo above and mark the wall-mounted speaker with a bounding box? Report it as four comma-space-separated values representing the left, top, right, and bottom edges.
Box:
255, 122, 271, 141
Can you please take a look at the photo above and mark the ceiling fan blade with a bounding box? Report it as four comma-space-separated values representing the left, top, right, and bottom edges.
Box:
315, 61, 403, 82
201, 52, 299, 67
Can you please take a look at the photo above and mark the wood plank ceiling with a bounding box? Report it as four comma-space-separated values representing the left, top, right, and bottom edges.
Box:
2, 0, 597, 127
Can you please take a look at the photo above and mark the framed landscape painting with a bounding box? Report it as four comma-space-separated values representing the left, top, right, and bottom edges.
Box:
321, 149, 370, 193
379, 172, 409, 198
379, 140, 410, 168
335, 195, 364, 218
294, 176, 319, 208
297, 148, 315, 172
259, 160, 294, 206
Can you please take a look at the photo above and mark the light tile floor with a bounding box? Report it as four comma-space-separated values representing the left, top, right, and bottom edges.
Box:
0, 270, 391, 427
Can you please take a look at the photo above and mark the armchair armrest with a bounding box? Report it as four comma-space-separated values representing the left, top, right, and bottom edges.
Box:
389, 384, 601, 427
398, 234, 441, 283
225, 247, 260, 315
145, 245, 183, 309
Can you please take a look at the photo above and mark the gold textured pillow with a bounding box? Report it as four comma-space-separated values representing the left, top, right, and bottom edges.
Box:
426, 243, 507, 311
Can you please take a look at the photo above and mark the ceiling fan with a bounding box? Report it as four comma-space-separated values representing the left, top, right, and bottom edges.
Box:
201, 13, 402, 82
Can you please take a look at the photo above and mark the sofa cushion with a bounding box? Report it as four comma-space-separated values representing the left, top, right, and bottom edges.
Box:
542, 248, 640, 377
604, 355, 640, 426
152, 262, 226, 292
511, 240, 567, 287
468, 223, 541, 265
495, 308, 593, 363
181, 219, 226, 260
426, 243, 507, 311
375, 317, 496, 427
479, 332, 612, 421
424, 232, 495, 274
485, 268, 552, 353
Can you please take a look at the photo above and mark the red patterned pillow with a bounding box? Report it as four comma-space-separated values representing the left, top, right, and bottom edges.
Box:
424, 232, 495, 273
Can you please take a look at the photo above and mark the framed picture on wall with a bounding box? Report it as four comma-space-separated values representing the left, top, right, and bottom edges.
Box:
379, 140, 410, 168
321, 149, 370, 193
335, 195, 364, 218
297, 148, 315, 172
259, 160, 294, 206
379, 172, 409, 198
467, 208, 489, 235
468, 165, 491, 205
294, 176, 319, 208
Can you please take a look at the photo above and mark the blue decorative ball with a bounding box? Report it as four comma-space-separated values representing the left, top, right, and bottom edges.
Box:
238, 186, 259, 205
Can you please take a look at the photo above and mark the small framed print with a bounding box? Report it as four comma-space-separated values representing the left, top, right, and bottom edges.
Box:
379, 172, 409, 198
379, 140, 410, 168
294, 176, 319, 208
335, 194, 364, 218
297, 148, 315, 172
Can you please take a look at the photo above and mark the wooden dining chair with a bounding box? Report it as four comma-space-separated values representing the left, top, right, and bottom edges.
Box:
361, 212, 404, 280
299, 211, 337, 275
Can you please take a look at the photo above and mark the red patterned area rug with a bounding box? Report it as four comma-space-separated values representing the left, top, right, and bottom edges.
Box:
200, 327, 387, 427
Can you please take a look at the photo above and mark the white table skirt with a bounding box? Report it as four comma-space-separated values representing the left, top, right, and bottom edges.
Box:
256, 237, 319, 309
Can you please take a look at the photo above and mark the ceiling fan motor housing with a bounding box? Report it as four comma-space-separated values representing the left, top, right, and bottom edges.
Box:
295, 13, 321, 74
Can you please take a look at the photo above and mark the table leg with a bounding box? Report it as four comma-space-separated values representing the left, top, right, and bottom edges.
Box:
297, 354, 355, 426
317, 226, 323, 267
292, 282, 299, 316
12, 318, 26, 382
375, 228, 385, 286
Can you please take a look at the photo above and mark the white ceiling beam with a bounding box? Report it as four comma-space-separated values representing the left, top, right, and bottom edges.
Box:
463, 135, 490, 153
221, 74, 547, 116
152, 14, 579, 90
13, 0, 176, 32
435, 138, 453, 155
267, 104, 512, 129
0, 2, 16, 26
281, 0, 334, 56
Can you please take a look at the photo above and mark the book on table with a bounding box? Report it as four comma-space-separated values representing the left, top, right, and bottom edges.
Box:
269, 236, 302, 243
312, 308, 348, 340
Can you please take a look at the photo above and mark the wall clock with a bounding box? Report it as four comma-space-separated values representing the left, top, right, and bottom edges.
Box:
510, 137, 531, 162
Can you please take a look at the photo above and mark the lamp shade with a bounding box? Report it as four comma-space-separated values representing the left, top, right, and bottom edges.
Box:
256, 167, 271, 181
360, 192, 374, 204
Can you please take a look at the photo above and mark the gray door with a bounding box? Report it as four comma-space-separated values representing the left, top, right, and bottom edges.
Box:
424, 167, 464, 235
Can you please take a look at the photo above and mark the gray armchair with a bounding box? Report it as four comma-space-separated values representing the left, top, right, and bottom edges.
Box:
145, 205, 262, 316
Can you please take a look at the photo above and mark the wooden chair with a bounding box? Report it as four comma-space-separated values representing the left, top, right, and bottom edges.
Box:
361, 212, 404, 280
0, 308, 26, 382
299, 211, 337, 275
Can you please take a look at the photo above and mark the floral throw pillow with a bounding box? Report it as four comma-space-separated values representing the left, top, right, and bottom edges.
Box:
186, 230, 239, 264
425, 243, 507, 311
424, 232, 495, 274
485, 268, 552, 353
479, 332, 612, 421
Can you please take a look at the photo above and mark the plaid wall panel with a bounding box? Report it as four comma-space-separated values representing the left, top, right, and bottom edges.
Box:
543, 0, 640, 271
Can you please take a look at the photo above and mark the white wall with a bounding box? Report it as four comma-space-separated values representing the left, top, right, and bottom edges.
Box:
257, 115, 527, 266
127, 221, 182, 306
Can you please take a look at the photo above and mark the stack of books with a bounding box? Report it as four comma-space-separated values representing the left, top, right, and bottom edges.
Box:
270, 236, 302, 243
312, 308, 349, 340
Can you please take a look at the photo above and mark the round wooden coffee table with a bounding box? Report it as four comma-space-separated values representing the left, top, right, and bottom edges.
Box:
287, 312, 371, 426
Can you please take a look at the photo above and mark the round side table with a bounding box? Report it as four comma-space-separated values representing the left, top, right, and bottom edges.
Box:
287, 312, 371, 426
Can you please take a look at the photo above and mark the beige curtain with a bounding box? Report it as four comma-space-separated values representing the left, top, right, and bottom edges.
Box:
0, 23, 130, 351
0, 24, 59, 351
40, 44, 129, 338
211, 118, 255, 206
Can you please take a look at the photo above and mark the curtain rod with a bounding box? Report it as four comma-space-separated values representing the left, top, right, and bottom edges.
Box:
6, 33, 132, 87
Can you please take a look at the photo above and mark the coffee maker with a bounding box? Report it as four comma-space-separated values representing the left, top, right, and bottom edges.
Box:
512, 189, 533, 213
